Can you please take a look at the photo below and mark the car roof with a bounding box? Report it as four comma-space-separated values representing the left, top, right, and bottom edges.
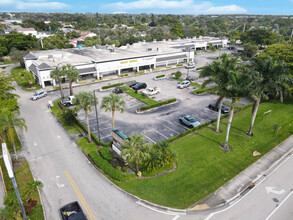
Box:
181, 81, 189, 83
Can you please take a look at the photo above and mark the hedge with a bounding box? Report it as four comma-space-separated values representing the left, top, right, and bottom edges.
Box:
138, 98, 177, 111
99, 147, 113, 161
193, 86, 218, 94
89, 151, 136, 181
102, 83, 124, 90
155, 74, 165, 79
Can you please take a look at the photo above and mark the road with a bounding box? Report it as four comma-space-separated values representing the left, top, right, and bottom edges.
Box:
206, 152, 293, 220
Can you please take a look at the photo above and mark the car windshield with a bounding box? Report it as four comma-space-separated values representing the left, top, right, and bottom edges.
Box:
33, 92, 40, 96
189, 118, 196, 122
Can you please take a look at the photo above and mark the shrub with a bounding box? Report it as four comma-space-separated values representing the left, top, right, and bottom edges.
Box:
122, 166, 128, 172
88, 151, 136, 181
102, 83, 124, 90
155, 74, 165, 79
99, 147, 112, 161
174, 71, 182, 79
139, 98, 177, 111
58, 108, 77, 125
193, 86, 218, 94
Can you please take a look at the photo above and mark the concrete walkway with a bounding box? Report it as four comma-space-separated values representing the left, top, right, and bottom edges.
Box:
189, 134, 293, 212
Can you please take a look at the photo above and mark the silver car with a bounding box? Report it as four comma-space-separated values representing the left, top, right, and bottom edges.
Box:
177, 80, 190, 89
31, 91, 47, 100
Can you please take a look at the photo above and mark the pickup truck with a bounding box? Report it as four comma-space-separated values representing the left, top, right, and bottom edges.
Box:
60, 201, 87, 220
141, 87, 160, 96
60, 96, 75, 107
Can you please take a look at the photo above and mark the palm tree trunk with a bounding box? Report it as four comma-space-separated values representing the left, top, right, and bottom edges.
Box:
69, 81, 73, 96
248, 97, 261, 136
112, 110, 115, 129
58, 81, 64, 99
216, 97, 224, 132
224, 106, 234, 150
135, 156, 139, 174
85, 110, 92, 143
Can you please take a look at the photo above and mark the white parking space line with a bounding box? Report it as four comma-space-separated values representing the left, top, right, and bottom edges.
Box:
101, 133, 112, 139
141, 133, 156, 144
162, 120, 188, 131
152, 129, 169, 139
100, 126, 112, 131
162, 124, 180, 135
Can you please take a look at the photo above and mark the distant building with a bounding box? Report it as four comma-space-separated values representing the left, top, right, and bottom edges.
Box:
15, 27, 37, 36
69, 32, 97, 47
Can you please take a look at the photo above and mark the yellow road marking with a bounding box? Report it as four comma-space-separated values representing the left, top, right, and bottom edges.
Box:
64, 170, 96, 220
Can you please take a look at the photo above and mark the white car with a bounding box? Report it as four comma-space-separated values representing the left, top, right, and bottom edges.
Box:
177, 81, 190, 89
141, 87, 161, 96
31, 91, 47, 100
185, 63, 195, 69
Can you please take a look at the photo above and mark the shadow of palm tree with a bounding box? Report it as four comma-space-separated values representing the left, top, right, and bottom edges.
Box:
196, 132, 222, 145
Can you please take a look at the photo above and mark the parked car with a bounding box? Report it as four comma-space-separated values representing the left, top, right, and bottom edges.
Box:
177, 81, 190, 89
208, 103, 230, 114
30, 91, 47, 100
185, 63, 195, 69
132, 82, 147, 91
128, 81, 138, 88
112, 87, 123, 94
60, 201, 87, 220
141, 87, 160, 96
61, 96, 75, 107
179, 115, 201, 128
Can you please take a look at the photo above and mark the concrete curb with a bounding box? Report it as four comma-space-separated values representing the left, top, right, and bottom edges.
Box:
136, 100, 179, 114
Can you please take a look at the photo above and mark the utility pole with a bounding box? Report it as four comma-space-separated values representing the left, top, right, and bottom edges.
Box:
93, 90, 101, 140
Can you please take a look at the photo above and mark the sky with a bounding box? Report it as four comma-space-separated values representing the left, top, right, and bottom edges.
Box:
0, 0, 292, 15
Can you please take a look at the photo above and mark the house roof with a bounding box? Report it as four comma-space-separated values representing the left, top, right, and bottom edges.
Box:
24, 52, 38, 60
38, 62, 52, 70
29, 64, 37, 74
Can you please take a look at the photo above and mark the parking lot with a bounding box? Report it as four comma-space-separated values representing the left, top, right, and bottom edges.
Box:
76, 49, 251, 144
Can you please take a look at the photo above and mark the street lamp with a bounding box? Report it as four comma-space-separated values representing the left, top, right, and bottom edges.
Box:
93, 90, 101, 140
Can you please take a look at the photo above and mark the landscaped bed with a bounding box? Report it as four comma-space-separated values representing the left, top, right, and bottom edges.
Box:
113, 100, 293, 209
11, 67, 41, 91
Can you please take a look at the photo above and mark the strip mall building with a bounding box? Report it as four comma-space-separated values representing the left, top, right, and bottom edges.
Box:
24, 36, 228, 88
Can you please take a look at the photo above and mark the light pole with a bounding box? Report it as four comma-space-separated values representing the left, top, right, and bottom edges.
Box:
93, 90, 101, 140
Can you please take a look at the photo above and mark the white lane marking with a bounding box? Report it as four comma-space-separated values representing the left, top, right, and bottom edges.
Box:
162, 124, 180, 134
33, 141, 37, 146
173, 122, 188, 130
265, 190, 293, 220
172, 215, 180, 220
205, 153, 293, 220
136, 201, 184, 216
57, 135, 61, 139
266, 187, 285, 195
100, 126, 112, 131
101, 134, 112, 139
152, 129, 169, 139
142, 133, 156, 144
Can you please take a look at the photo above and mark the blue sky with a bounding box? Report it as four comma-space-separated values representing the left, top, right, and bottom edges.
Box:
0, 0, 292, 15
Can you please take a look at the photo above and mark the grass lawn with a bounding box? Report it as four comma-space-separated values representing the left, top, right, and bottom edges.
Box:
50, 99, 83, 134
115, 100, 293, 209
11, 67, 41, 91
121, 86, 158, 105
76, 137, 97, 154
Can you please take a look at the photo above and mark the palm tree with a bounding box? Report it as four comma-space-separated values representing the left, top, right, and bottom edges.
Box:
50, 66, 65, 99
74, 92, 96, 143
244, 56, 293, 136
0, 109, 27, 159
121, 133, 151, 174
62, 64, 80, 96
199, 53, 240, 132
101, 93, 125, 129
25, 180, 43, 201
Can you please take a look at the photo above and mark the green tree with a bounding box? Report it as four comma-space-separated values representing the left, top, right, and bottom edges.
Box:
61, 64, 80, 96
0, 71, 18, 100
121, 133, 151, 174
244, 56, 293, 136
241, 28, 277, 46
73, 92, 96, 143
21, 69, 34, 87
0, 109, 27, 159
101, 93, 125, 129
50, 66, 65, 99
171, 22, 184, 38
199, 54, 241, 132
24, 180, 43, 201
243, 43, 258, 57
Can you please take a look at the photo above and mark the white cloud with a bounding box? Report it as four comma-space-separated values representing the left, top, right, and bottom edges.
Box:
103, 0, 247, 14
0, 0, 70, 11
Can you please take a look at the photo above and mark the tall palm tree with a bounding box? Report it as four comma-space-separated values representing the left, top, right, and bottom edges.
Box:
25, 180, 43, 201
121, 133, 151, 174
101, 93, 125, 129
74, 92, 96, 143
244, 56, 293, 136
0, 109, 27, 159
50, 66, 65, 99
222, 71, 246, 150
62, 64, 80, 96
199, 53, 240, 132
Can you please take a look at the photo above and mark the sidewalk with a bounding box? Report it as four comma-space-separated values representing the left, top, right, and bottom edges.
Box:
189, 134, 293, 212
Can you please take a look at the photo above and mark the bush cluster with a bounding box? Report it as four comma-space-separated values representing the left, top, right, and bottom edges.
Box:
155, 74, 165, 78
193, 86, 215, 94
102, 83, 124, 90
139, 98, 177, 111
89, 151, 136, 181
99, 147, 112, 161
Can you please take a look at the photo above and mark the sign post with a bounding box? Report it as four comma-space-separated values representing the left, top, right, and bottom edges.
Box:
2, 143, 27, 220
